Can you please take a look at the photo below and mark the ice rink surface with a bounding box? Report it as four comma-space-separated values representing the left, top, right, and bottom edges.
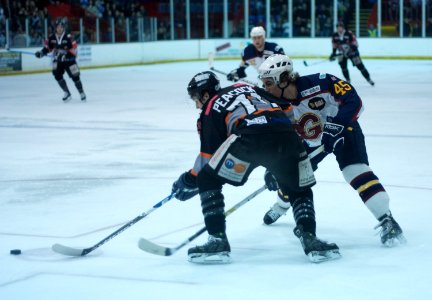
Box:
1, 58, 431, 300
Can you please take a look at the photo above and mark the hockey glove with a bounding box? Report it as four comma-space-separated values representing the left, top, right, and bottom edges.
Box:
172, 171, 199, 201
35, 51, 43, 58
226, 66, 247, 82
329, 53, 336, 61
321, 122, 345, 153
264, 169, 279, 191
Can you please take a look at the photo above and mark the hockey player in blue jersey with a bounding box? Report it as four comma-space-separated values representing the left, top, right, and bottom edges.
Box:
257, 54, 406, 248
227, 26, 284, 82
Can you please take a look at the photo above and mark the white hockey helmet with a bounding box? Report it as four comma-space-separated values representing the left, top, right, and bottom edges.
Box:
258, 54, 294, 85
250, 26, 266, 38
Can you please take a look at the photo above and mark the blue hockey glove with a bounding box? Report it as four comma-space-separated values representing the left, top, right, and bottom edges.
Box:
264, 169, 279, 191
172, 171, 199, 201
227, 67, 247, 82
321, 122, 345, 153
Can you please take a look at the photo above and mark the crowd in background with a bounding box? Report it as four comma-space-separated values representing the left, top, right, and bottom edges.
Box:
0, 0, 431, 49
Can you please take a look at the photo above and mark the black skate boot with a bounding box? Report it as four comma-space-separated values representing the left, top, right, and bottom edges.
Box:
294, 225, 341, 263
188, 233, 231, 264
375, 214, 406, 247
263, 202, 290, 225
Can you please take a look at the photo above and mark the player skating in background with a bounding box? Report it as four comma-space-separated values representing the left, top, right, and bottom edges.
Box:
35, 18, 86, 102
226, 26, 284, 82
330, 22, 375, 86
171, 71, 341, 264
258, 54, 405, 247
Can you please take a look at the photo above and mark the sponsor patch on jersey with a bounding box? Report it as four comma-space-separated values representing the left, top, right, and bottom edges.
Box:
300, 85, 320, 98
245, 115, 267, 126
331, 76, 338, 81
308, 97, 326, 110
218, 153, 250, 182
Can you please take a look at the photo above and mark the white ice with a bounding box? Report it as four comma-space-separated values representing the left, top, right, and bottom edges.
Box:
1, 59, 431, 300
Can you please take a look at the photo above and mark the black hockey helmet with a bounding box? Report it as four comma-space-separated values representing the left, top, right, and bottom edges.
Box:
55, 17, 66, 28
187, 71, 221, 101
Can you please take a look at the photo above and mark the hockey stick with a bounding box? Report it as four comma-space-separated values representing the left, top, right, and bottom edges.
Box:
303, 54, 342, 67
208, 52, 259, 86
5, 44, 53, 58
138, 185, 267, 256
137, 146, 325, 256
52, 192, 176, 256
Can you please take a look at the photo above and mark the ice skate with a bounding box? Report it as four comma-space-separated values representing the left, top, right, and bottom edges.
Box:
62, 91, 71, 102
375, 214, 406, 247
188, 234, 231, 264
80, 92, 86, 101
263, 202, 290, 225
294, 225, 341, 263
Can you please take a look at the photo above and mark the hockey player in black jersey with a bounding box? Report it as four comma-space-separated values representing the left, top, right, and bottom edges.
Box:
257, 54, 405, 247
35, 18, 86, 102
227, 26, 284, 82
171, 71, 341, 264
330, 22, 374, 86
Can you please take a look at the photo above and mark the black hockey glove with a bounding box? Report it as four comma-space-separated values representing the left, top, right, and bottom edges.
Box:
264, 169, 279, 191
35, 51, 44, 58
329, 53, 336, 61
321, 122, 345, 153
227, 66, 247, 82
172, 171, 199, 201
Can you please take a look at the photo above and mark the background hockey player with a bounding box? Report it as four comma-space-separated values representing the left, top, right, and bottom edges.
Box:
171, 71, 341, 264
258, 54, 405, 247
226, 26, 284, 82
35, 18, 86, 102
330, 22, 374, 86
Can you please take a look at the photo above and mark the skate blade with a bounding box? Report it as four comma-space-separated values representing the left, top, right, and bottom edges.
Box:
383, 234, 407, 248
308, 250, 341, 263
188, 251, 231, 264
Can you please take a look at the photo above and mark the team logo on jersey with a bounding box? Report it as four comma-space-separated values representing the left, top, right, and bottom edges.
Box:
300, 85, 320, 98
245, 116, 267, 126
308, 97, 326, 110
296, 113, 322, 140
225, 159, 235, 169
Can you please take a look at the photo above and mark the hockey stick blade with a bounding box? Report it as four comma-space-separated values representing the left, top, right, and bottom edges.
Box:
51, 192, 175, 257
52, 243, 90, 256
138, 185, 266, 256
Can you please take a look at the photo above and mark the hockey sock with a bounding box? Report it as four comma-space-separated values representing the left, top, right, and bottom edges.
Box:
343, 164, 390, 219
290, 189, 316, 235
200, 189, 226, 235
357, 63, 371, 80
74, 79, 84, 93
58, 79, 70, 93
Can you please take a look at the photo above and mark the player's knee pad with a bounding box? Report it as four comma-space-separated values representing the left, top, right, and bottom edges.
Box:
352, 56, 362, 66
197, 167, 223, 192
68, 64, 80, 77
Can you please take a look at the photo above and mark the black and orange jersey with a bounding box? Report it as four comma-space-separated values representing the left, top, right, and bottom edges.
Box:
191, 83, 294, 175
41, 32, 77, 60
